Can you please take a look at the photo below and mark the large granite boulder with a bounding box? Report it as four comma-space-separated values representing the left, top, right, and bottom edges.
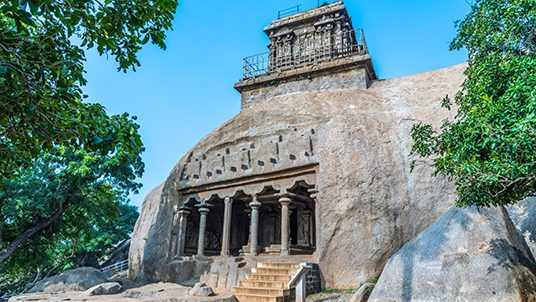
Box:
368, 206, 536, 302
508, 196, 536, 258
128, 183, 168, 281
28, 267, 108, 293
129, 64, 466, 288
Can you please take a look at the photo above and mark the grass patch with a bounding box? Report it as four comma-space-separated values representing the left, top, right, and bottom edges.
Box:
321, 288, 354, 295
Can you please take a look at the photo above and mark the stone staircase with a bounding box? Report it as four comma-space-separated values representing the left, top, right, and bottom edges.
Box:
232, 262, 301, 302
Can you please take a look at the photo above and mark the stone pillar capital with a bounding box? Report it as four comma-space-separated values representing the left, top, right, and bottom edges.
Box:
277, 192, 295, 204
178, 206, 191, 216
249, 197, 262, 209
308, 188, 319, 200
198, 207, 210, 215
224, 197, 233, 205
278, 196, 292, 205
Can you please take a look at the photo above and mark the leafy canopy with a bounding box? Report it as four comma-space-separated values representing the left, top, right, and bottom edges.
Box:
0, 0, 177, 178
411, 0, 535, 207
0, 0, 179, 294
0, 112, 143, 293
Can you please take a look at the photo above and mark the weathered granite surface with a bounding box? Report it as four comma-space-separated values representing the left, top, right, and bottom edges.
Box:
10, 283, 236, 302
508, 196, 536, 258
128, 183, 166, 281
28, 267, 108, 294
369, 206, 536, 302
129, 63, 466, 288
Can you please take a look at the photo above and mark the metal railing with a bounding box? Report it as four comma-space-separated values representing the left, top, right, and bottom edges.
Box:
277, 1, 339, 19
278, 5, 301, 18
242, 28, 368, 79
100, 259, 129, 276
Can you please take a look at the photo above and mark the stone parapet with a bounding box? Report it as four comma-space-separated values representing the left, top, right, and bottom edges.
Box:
236, 55, 375, 109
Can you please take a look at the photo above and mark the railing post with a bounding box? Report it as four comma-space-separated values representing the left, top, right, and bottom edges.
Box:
296, 273, 306, 302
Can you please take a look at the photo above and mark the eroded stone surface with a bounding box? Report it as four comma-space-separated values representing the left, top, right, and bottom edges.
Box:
10, 283, 236, 302
188, 282, 214, 296
508, 196, 536, 258
129, 63, 465, 288
28, 267, 108, 293
128, 183, 167, 281
350, 283, 374, 302
83, 282, 122, 296
368, 206, 536, 302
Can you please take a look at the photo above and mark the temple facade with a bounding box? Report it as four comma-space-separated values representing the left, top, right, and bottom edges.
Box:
129, 1, 463, 297
172, 1, 373, 262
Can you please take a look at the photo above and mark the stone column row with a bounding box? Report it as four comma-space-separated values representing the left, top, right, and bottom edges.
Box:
175, 190, 310, 258
174, 197, 235, 258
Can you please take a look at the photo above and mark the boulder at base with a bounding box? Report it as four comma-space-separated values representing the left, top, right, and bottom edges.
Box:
188, 282, 214, 297
508, 196, 536, 258
83, 282, 123, 296
369, 206, 536, 302
29, 267, 108, 293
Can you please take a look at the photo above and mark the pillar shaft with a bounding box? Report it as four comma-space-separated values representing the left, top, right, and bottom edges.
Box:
279, 196, 291, 256
221, 197, 233, 256
249, 197, 262, 255
176, 208, 190, 257
196, 207, 210, 257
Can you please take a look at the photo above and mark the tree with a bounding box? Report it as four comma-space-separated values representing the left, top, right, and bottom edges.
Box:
0, 111, 143, 260
411, 0, 535, 207
0, 0, 178, 294
0, 112, 142, 294
0, 0, 178, 178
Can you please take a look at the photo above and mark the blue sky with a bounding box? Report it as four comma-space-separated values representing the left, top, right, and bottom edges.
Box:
83, 0, 470, 208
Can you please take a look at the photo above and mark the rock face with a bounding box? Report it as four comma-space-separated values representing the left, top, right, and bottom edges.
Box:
188, 282, 214, 297
508, 196, 536, 258
368, 206, 536, 302
10, 282, 236, 302
83, 282, 123, 296
128, 183, 166, 281
350, 283, 375, 302
129, 63, 466, 288
29, 267, 108, 293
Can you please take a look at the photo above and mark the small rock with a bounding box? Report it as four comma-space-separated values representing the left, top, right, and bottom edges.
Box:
350, 283, 375, 302
188, 282, 214, 297
83, 282, 123, 296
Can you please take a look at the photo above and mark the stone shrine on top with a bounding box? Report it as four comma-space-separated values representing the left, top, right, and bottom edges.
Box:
235, 1, 376, 108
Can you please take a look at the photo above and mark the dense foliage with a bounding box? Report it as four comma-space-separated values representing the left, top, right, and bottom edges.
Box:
0, 0, 177, 178
0, 0, 179, 295
0, 114, 143, 294
411, 0, 535, 207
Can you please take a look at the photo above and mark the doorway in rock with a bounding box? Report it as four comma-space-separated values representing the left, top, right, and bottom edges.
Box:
229, 191, 250, 256
183, 196, 224, 256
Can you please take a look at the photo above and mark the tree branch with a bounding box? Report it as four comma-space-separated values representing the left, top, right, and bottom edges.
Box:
0, 200, 70, 263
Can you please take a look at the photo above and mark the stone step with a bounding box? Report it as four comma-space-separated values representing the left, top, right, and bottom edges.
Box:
239, 280, 288, 288
234, 293, 285, 302
232, 286, 290, 296
246, 273, 291, 282
255, 267, 295, 275
257, 262, 301, 269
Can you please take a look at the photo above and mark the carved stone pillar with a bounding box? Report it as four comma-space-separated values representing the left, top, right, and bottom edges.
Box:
249, 197, 262, 255
279, 196, 292, 256
302, 210, 312, 247
176, 206, 191, 257
196, 207, 210, 257
221, 197, 233, 256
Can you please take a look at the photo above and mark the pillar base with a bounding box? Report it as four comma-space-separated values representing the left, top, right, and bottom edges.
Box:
193, 254, 211, 262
